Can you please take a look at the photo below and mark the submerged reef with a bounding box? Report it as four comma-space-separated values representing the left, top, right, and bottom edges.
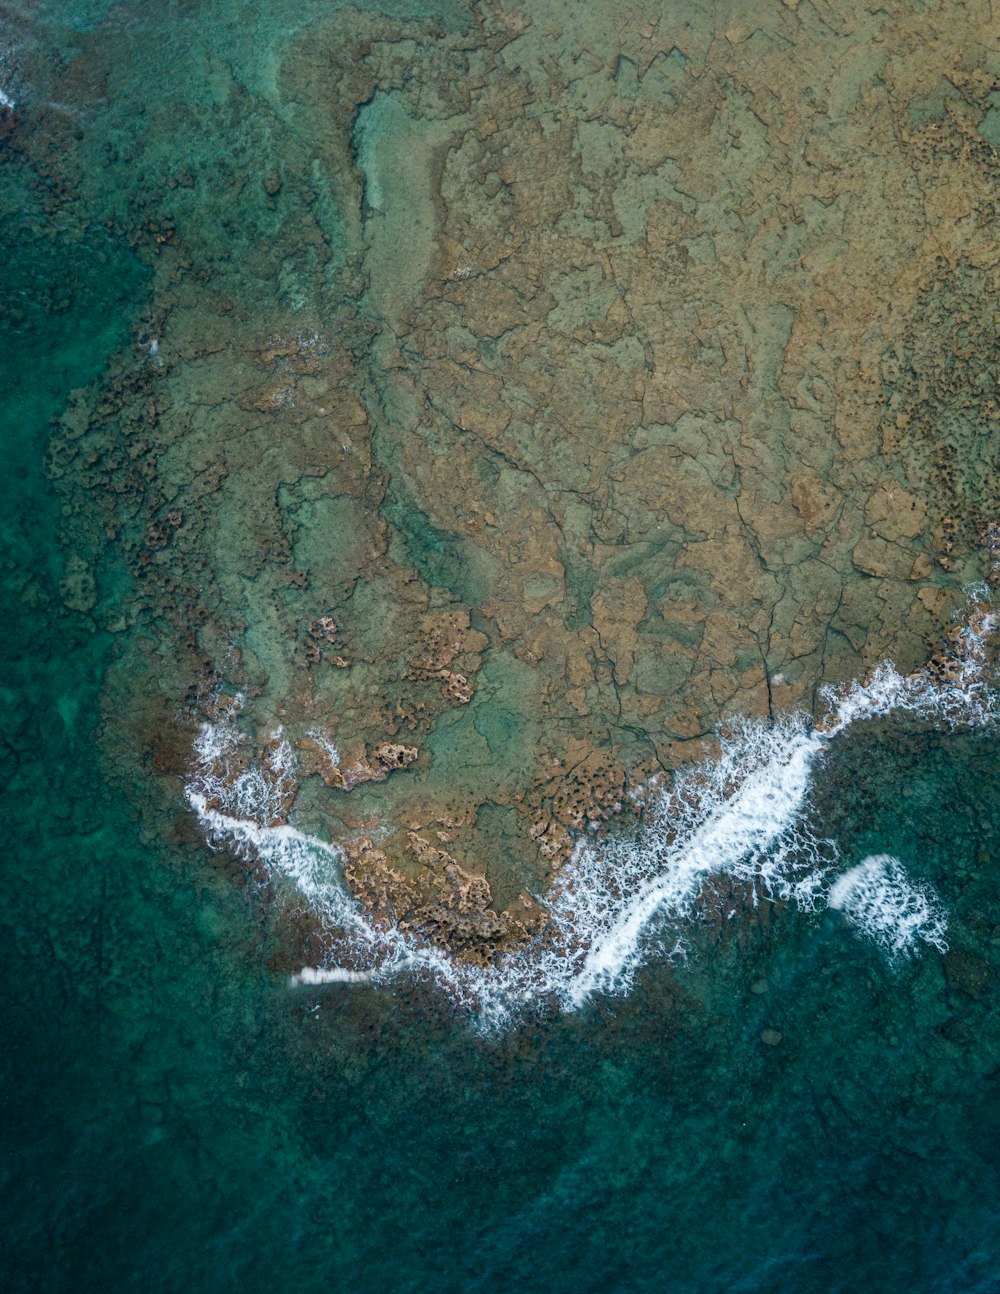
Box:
14, 0, 1000, 965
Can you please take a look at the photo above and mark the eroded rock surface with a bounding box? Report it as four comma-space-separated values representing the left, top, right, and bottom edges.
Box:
21, 0, 1000, 959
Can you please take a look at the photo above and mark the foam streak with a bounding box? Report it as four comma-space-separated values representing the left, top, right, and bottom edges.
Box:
184, 597, 996, 1026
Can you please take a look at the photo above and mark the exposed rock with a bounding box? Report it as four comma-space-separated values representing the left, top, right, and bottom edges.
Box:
788, 472, 842, 534
34, 0, 1000, 966
372, 742, 418, 772
340, 828, 546, 963
544, 744, 627, 833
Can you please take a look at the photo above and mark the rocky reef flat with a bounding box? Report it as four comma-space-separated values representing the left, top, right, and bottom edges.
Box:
11, 0, 1000, 961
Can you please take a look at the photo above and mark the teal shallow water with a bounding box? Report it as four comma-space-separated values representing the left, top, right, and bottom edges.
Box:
5, 639, 1000, 1294
4, 3, 1000, 1291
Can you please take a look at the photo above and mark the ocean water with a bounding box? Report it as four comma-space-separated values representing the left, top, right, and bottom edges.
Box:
4, 1, 1000, 1291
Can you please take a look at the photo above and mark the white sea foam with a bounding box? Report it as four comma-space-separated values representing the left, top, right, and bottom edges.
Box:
266, 729, 297, 778
558, 714, 831, 1007
828, 855, 948, 958
0, 38, 19, 114
184, 597, 996, 1027
186, 789, 412, 966
306, 727, 340, 769
291, 966, 380, 986
189, 702, 301, 828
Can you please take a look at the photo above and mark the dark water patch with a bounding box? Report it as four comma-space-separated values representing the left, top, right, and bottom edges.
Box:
10, 834, 999, 1294
384, 489, 500, 604
0, 165, 148, 578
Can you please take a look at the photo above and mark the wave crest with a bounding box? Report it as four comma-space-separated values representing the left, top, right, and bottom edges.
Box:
183, 596, 996, 1028
828, 855, 948, 958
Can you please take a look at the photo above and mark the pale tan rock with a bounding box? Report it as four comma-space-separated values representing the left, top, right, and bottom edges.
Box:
50, 0, 1000, 966
458, 401, 511, 437
865, 481, 927, 542
852, 533, 918, 581
372, 742, 418, 772
789, 472, 842, 533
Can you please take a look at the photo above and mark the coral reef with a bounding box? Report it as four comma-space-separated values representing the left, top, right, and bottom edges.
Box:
20, 0, 1000, 960
341, 830, 545, 963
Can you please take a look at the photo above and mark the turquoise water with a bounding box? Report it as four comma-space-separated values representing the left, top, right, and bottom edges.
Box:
4, 2, 1000, 1291
6, 655, 1000, 1292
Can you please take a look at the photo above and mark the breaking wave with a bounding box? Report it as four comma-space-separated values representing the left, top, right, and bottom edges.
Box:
828, 855, 948, 958
185, 598, 996, 1030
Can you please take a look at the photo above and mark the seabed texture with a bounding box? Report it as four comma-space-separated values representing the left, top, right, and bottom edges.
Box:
3, 1, 1000, 1290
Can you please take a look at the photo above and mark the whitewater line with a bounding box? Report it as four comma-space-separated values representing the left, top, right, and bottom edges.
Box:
563, 609, 996, 1003
564, 720, 825, 1006
184, 596, 996, 1026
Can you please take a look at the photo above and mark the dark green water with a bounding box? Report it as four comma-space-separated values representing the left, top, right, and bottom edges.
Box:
3, 3, 1000, 1292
